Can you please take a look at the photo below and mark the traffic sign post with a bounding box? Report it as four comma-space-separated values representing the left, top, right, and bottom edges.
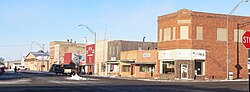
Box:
242, 31, 250, 48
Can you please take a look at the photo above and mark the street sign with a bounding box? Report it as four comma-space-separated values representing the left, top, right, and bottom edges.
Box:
242, 31, 250, 48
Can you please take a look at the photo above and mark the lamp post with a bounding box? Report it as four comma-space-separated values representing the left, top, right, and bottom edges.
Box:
226, 0, 248, 80
32, 41, 45, 71
78, 24, 97, 74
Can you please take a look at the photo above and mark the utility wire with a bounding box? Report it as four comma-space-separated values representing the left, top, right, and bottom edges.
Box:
0, 44, 49, 48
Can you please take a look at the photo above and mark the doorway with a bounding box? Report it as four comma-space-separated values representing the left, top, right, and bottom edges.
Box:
181, 64, 188, 79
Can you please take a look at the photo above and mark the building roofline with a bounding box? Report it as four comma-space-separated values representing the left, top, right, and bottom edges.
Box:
158, 9, 250, 18
98, 39, 157, 43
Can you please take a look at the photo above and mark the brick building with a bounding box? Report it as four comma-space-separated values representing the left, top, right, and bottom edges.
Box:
49, 40, 85, 71
95, 40, 158, 76
120, 50, 159, 78
85, 44, 95, 74
158, 9, 250, 80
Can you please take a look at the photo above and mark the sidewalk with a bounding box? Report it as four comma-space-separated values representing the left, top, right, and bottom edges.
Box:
93, 75, 249, 82
137, 78, 249, 82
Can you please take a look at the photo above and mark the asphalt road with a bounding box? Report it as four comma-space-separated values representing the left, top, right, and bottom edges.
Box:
0, 71, 249, 92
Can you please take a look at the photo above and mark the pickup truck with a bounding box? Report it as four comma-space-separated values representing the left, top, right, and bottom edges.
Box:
53, 64, 79, 75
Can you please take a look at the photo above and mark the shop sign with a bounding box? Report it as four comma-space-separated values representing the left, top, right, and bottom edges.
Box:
143, 53, 150, 58
158, 50, 172, 60
177, 50, 191, 59
192, 50, 206, 60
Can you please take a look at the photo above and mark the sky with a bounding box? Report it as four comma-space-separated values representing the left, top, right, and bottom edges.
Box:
0, 0, 250, 61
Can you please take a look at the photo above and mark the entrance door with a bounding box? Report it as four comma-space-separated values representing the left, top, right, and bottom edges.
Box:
131, 64, 134, 75
181, 64, 188, 79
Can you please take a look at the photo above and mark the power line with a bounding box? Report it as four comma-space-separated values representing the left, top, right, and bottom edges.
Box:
0, 44, 49, 48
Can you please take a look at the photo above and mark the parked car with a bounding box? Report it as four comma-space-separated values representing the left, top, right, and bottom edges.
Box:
0, 65, 5, 75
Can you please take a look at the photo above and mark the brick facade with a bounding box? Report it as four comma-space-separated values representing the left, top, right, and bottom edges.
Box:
120, 50, 159, 78
158, 9, 250, 80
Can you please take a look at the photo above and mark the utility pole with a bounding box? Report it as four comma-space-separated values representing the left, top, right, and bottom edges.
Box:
236, 22, 250, 79
226, 0, 248, 80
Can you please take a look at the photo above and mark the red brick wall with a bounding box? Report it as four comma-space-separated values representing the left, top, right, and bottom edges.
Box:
158, 9, 250, 79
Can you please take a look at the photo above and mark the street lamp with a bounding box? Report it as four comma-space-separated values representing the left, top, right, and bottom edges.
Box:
78, 24, 97, 74
32, 41, 45, 71
226, 0, 248, 80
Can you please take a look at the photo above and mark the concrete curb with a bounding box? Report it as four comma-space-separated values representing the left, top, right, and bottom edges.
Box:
93, 75, 249, 82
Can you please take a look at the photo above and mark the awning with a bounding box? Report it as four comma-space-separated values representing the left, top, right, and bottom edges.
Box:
135, 62, 156, 65
121, 60, 135, 64
106, 60, 120, 64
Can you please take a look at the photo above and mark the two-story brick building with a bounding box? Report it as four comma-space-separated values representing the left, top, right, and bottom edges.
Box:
158, 9, 250, 80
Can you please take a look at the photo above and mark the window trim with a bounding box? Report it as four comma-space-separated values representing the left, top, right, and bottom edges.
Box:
172, 27, 176, 40
216, 28, 227, 41
161, 61, 175, 74
159, 29, 163, 42
196, 26, 203, 40
180, 26, 189, 40
163, 28, 171, 41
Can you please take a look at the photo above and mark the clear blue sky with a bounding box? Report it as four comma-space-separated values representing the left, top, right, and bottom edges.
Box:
0, 0, 249, 60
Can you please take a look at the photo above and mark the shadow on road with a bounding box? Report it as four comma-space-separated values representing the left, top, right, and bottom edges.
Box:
0, 71, 65, 81
0, 84, 247, 92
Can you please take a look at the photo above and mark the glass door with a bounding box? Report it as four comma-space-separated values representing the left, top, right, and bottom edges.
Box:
181, 64, 188, 79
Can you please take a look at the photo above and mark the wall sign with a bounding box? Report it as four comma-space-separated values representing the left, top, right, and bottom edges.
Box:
192, 50, 206, 59
143, 53, 151, 58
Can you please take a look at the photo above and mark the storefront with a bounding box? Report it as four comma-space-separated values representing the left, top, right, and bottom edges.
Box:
119, 60, 135, 77
134, 62, 156, 78
106, 60, 120, 76
158, 49, 206, 80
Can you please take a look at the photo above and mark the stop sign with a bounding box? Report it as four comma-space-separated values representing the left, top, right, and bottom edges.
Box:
242, 31, 250, 48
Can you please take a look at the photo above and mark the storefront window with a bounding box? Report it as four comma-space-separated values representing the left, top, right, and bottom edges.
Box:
109, 64, 118, 72
195, 61, 203, 75
140, 65, 154, 72
122, 65, 130, 72
162, 61, 175, 74
110, 64, 114, 72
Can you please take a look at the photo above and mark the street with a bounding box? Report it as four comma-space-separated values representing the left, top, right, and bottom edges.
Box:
0, 71, 248, 92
